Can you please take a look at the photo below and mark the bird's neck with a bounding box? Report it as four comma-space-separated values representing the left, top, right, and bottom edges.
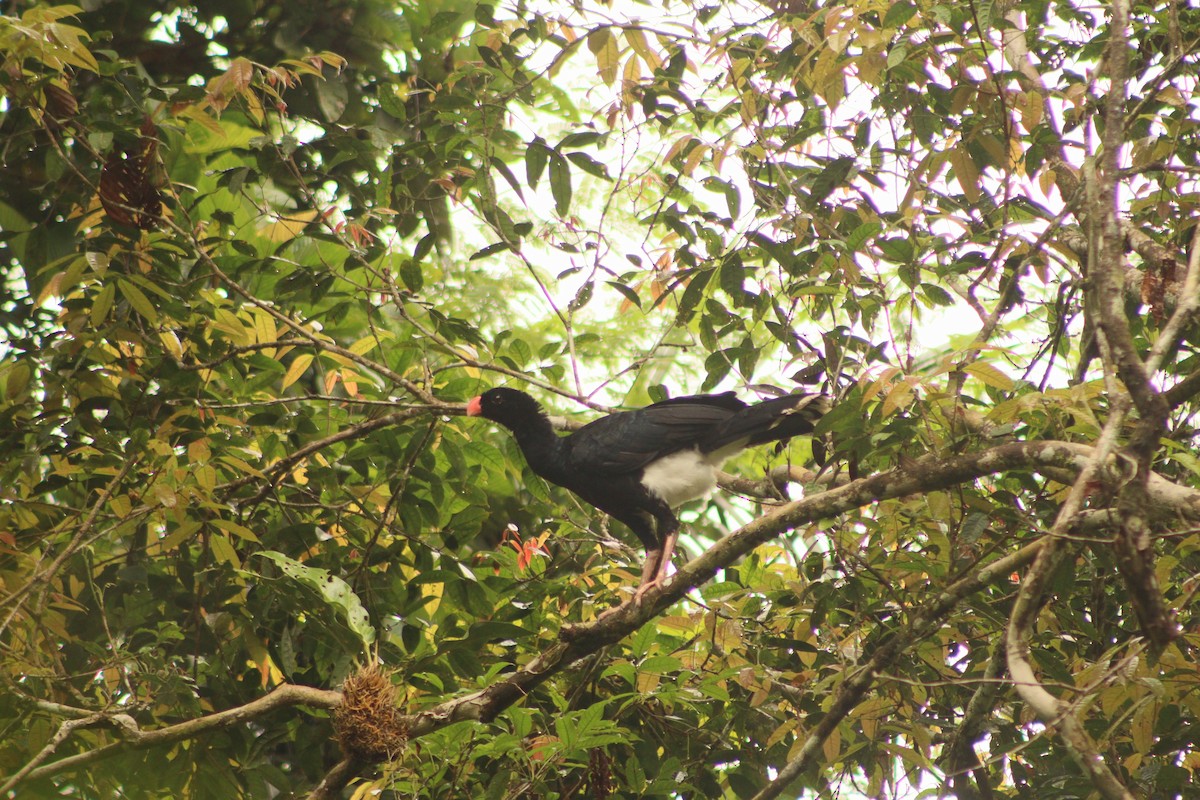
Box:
507, 413, 565, 473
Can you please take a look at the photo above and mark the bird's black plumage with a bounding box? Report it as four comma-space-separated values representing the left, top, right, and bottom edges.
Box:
467, 387, 826, 598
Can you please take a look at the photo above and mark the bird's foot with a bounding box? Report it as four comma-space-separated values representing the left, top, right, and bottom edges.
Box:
595, 602, 625, 621
593, 581, 657, 621
632, 578, 661, 605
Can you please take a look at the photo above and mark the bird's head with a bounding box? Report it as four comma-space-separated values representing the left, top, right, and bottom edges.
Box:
466, 387, 545, 428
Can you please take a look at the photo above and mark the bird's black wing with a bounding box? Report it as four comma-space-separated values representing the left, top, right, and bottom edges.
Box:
565, 392, 745, 475
702, 393, 828, 453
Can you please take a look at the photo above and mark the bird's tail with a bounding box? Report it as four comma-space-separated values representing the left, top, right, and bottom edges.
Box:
702, 393, 828, 455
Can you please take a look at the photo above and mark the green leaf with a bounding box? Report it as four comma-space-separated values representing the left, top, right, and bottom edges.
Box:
117, 278, 158, 323
91, 282, 115, 326
719, 254, 746, 303
548, 149, 572, 216
809, 156, 856, 202
558, 131, 604, 149
920, 282, 954, 307
568, 280, 593, 311
470, 241, 510, 260
674, 267, 713, 322
400, 259, 424, 293
489, 155, 525, 200
606, 280, 641, 308
703, 176, 740, 219
256, 551, 376, 648
413, 234, 436, 262
884, 1, 918, 27
565, 151, 610, 180
878, 237, 914, 263
209, 533, 241, 567
846, 221, 882, 251
525, 137, 549, 188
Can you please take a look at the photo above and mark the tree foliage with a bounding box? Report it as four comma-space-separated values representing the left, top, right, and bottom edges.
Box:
2, 0, 1200, 797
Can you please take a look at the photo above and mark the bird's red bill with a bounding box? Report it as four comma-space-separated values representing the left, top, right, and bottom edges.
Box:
466, 396, 483, 416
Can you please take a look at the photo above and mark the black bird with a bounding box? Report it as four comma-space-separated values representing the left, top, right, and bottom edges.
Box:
467, 387, 827, 600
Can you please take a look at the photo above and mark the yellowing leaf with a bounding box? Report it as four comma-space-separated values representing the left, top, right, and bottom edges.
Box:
109, 493, 131, 518
5, 362, 31, 400
282, 353, 313, 390
91, 282, 116, 326
766, 717, 799, 749
622, 50, 642, 95
682, 143, 708, 177
1021, 90, 1043, 130
950, 144, 981, 203
118, 278, 158, 323
949, 86, 974, 115
159, 329, 184, 360
153, 483, 178, 509
195, 465, 217, 493
637, 669, 661, 693
220, 456, 265, 478
1039, 168, 1057, 198
978, 133, 1008, 168
881, 380, 915, 417
625, 28, 662, 71
209, 533, 241, 567
964, 361, 1014, 391
259, 209, 319, 243
349, 334, 389, 355
822, 724, 842, 763
253, 308, 277, 349
587, 29, 620, 85
860, 367, 899, 405
212, 518, 260, 542
212, 308, 250, 345
664, 134, 696, 164
44, 22, 99, 72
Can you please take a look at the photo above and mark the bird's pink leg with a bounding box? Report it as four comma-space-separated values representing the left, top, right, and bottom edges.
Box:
633, 529, 678, 603
637, 548, 663, 589
596, 531, 679, 619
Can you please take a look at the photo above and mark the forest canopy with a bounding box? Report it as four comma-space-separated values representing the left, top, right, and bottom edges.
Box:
2, 0, 1200, 798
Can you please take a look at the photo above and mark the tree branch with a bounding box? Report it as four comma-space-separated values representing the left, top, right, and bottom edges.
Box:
749, 541, 1044, 800
0, 456, 140, 641
943, 638, 1009, 800
5, 684, 343, 791
377, 439, 1200, 758
308, 756, 366, 800
218, 405, 463, 501
1006, 403, 1138, 800
22, 438, 1197, 795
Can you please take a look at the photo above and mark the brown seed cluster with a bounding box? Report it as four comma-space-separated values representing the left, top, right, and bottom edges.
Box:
333, 664, 408, 762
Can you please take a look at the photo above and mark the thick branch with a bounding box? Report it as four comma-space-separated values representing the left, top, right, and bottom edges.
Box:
308, 757, 366, 800
7, 684, 342, 790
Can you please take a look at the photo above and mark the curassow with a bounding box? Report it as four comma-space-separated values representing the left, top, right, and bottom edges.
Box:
467, 387, 827, 600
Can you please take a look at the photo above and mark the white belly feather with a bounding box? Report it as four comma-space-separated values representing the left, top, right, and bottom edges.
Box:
640, 448, 723, 508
